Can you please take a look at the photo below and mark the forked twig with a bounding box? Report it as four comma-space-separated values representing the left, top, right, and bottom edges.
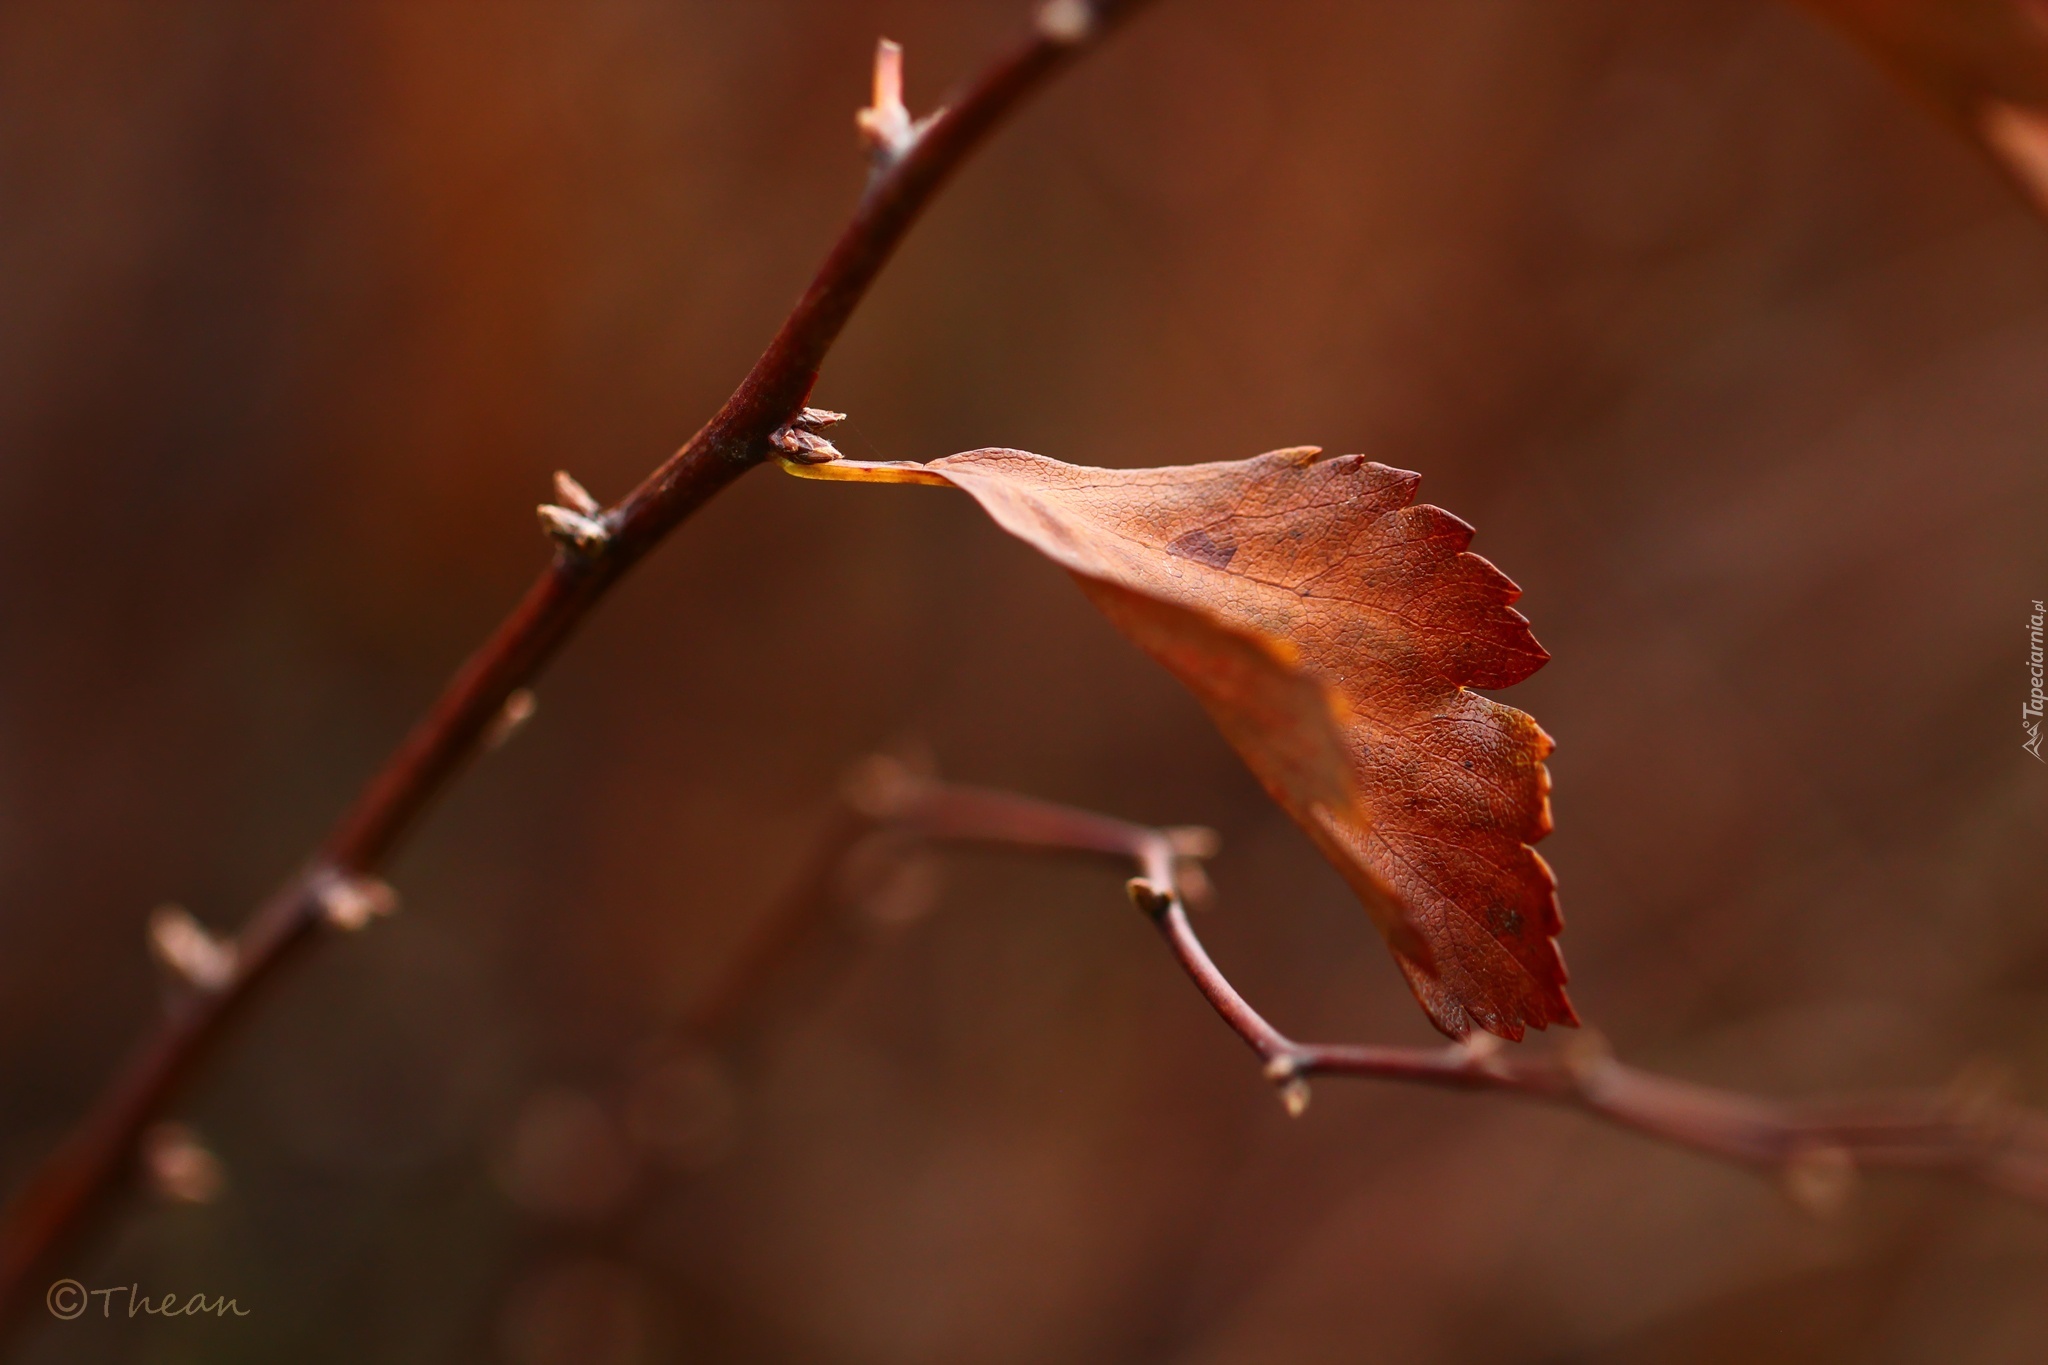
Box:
485, 761, 2046, 1347
824, 765, 2048, 1214
0, 2, 1152, 1325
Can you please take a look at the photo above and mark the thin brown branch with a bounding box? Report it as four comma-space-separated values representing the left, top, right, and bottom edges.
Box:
0, 3, 1152, 1325
802, 765, 2048, 1214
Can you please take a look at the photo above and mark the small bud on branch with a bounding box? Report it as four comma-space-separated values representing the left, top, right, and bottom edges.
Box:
1037, 0, 1097, 44
1124, 877, 1174, 918
537, 503, 611, 554
855, 38, 948, 175
770, 427, 843, 464
1263, 1055, 1312, 1117
484, 688, 539, 752
856, 39, 919, 165
139, 1123, 224, 1205
315, 873, 398, 932
147, 906, 237, 994
552, 471, 601, 518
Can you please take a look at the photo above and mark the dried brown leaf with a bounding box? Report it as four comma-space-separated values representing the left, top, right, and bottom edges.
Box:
788, 447, 1573, 1039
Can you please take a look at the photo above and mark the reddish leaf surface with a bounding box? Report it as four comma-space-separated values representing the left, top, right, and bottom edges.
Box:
1795, 0, 2048, 213
789, 447, 1574, 1039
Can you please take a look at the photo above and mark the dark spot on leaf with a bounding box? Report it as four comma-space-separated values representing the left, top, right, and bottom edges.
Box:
1489, 906, 1524, 936
1166, 527, 1236, 569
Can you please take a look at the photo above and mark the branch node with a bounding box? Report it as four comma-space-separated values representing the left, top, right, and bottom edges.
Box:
1036, 0, 1097, 44
552, 470, 600, 518
770, 426, 843, 464
315, 873, 399, 932
484, 688, 539, 752
537, 503, 612, 555
146, 905, 238, 994
1124, 876, 1173, 919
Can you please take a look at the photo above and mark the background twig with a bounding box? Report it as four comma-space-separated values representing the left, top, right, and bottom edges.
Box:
771, 761, 2048, 1212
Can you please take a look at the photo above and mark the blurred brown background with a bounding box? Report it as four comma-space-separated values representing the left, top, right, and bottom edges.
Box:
3, 0, 2046, 1361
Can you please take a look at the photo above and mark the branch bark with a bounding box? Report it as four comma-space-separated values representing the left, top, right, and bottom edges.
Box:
0, 2, 1151, 1326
